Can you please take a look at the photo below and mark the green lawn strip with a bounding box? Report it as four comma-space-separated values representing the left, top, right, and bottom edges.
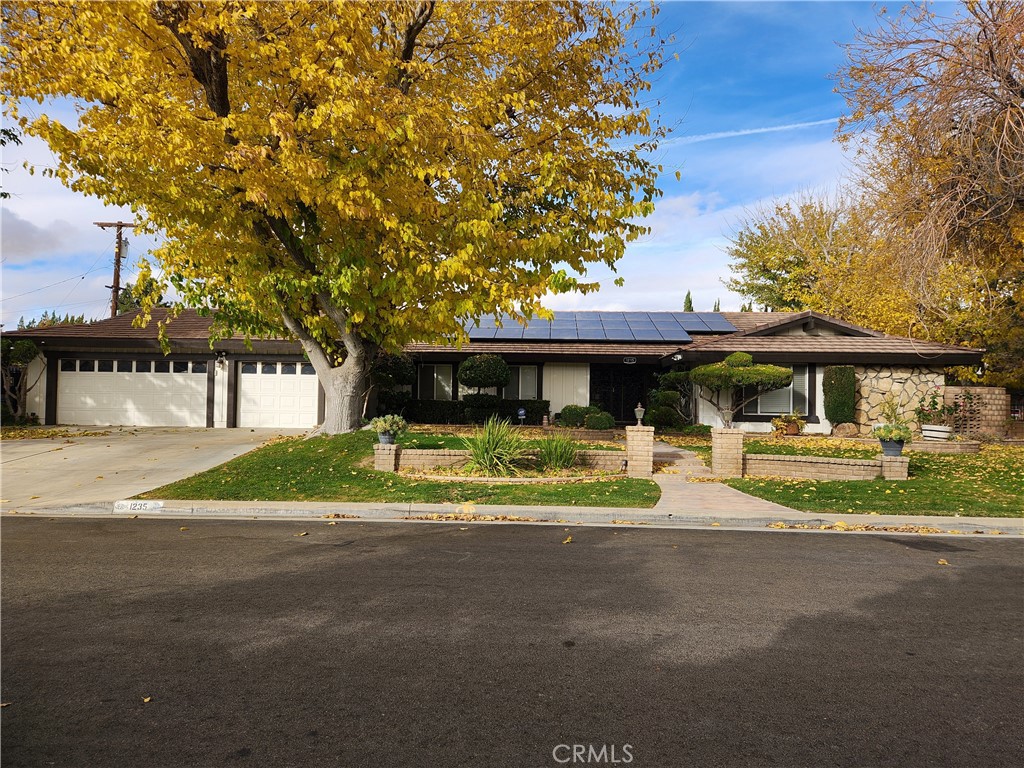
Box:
724, 445, 1024, 517
139, 431, 657, 508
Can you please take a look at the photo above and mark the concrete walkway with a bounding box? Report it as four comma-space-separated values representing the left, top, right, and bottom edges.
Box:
651, 439, 801, 516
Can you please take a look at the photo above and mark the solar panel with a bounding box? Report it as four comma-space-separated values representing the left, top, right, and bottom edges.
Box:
492, 326, 525, 339
631, 328, 665, 341
549, 328, 579, 340
467, 327, 498, 339
600, 328, 635, 341
577, 327, 607, 340
697, 313, 738, 332
521, 326, 551, 339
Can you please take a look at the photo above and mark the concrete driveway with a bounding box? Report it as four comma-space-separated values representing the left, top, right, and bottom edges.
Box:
1, 428, 305, 510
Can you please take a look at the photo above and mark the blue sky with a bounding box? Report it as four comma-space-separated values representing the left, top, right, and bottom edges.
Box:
1, 1, 899, 327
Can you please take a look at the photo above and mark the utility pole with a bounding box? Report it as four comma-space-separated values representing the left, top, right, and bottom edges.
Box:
93, 221, 138, 318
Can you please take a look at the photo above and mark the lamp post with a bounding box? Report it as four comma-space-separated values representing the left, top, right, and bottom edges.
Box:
634, 402, 645, 426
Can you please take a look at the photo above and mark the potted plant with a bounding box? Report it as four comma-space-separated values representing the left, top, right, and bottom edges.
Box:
914, 387, 954, 441
369, 414, 407, 444
872, 423, 913, 456
770, 410, 805, 436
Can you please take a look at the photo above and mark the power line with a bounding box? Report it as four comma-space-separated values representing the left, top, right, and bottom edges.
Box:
2, 260, 112, 302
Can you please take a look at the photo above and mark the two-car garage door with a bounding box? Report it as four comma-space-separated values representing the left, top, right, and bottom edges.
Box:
57, 359, 208, 427
55, 358, 320, 428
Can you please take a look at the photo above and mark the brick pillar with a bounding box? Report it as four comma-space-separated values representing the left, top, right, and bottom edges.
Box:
880, 456, 909, 480
712, 428, 744, 478
625, 425, 655, 478
373, 444, 400, 472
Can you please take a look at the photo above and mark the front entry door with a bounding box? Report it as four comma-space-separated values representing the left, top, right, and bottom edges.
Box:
589, 364, 658, 422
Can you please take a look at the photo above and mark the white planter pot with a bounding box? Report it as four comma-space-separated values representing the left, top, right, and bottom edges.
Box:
921, 424, 953, 441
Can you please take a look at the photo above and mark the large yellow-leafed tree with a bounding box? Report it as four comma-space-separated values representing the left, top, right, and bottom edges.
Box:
2, 1, 664, 432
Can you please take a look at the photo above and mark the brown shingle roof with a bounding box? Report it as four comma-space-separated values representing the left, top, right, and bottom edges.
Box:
669, 333, 983, 365
7, 308, 220, 340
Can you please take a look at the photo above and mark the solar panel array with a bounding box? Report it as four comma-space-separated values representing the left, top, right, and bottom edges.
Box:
464, 312, 736, 342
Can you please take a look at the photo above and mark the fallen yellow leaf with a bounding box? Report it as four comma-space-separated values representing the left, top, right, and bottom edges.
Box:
710, 522, 721, 527
937, 559, 950, 566
142, 696, 152, 703
295, 532, 308, 537
179, 526, 188, 531
562, 535, 573, 544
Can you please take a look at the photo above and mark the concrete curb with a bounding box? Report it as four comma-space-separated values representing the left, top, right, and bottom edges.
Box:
6, 499, 1021, 537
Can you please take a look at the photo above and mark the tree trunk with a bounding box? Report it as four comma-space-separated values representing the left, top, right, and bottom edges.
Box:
279, 310, 377, 435
316, 358, 372, 434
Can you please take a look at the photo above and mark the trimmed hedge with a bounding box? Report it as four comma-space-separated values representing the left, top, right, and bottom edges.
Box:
558, 404, 601, 427
583, 411, 616, 430
405, 399, 466, 424
376, 390, 412, 416
823, 365, 857, 424
463, 393, 502, 423
497, 399, 550, 425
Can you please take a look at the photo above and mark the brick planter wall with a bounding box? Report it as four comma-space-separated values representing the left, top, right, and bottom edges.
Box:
743, 454, 908, 481
374, 446, 625, 473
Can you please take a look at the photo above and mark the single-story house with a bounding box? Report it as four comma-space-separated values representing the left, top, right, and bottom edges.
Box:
5, 308, 983, 433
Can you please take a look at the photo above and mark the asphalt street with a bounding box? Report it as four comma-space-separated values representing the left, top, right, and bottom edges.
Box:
2, 518, 1022, 768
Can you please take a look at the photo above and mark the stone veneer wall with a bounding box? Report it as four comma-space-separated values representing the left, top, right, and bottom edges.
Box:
943, 386, 1010, 437
853, 365, 945, 434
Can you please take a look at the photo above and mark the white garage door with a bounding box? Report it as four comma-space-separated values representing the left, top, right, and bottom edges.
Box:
236, 361, 319, 428
57, 358, 208, 427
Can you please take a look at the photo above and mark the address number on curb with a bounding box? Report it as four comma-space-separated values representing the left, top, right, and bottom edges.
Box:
113, 500, 164, 513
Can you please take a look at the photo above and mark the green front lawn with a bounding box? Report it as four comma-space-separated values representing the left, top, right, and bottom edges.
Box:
726, 443, 1024, 517
140, 431, 658, 508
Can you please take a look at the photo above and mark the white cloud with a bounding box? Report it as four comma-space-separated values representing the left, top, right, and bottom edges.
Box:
661, 117, 840, 147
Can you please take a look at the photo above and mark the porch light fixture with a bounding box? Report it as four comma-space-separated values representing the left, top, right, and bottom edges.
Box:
671, 353, 683, 361
634, 402, 645, 425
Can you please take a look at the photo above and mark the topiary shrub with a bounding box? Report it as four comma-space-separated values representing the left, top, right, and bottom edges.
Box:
583, 410, 615, 430
463, 392, 502, 423
724, 351, 753, 367
457, 354, 510, 391
823, 365, 856, 424
558, 404, 600, 427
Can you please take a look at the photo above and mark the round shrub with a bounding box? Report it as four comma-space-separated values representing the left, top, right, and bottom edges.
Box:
558, 404, 600, 427
457, 354, 510, 390
371, 353, 416, 388
583, 411, 615, 430
645, 406, 682, 429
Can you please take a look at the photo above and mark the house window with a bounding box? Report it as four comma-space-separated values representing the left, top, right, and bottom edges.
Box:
743, 365, 808, 416
116, 360, 133, 372
172, 361, 189, 374
504, 365, 538, 400
418, 364, 453, 401
97, 360, 114, 372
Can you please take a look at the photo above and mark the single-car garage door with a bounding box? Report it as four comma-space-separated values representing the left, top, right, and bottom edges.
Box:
236, 361, 319, 428
57, 358, 208, 427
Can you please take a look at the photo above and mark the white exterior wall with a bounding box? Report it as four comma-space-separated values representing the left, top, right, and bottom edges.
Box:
695, 367, 831, 434
543, 363, 589, 417
24, 355, 47, 423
